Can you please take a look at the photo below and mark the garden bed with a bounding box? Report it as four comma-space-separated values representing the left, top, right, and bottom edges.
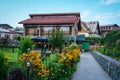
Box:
0, 43, 80, 80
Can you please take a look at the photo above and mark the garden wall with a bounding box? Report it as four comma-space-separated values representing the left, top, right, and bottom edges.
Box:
91, 51, 120, 80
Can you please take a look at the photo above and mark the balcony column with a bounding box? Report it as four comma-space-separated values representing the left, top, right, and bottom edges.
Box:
73, 22, 78, 44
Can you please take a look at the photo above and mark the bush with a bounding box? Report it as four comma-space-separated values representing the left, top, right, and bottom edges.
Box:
104, 30, 120, 49
19, 36, 34, 54
19, 51, 50, 79
0, 53, 9, 80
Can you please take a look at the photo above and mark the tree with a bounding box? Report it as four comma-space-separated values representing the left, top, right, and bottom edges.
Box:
15, 26, 23, 31
48, 30, 65, 53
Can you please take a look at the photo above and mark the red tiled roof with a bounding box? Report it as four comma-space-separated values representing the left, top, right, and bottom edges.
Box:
19, 17, 80, 24
29, 12, 80, 17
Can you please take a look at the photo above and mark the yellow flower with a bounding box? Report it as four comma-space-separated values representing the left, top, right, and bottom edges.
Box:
38, 72, 42, 75
57, 53, 61, 56
58, 59, 64, 63
39, 64, 44, 68
41, 72, 46, 77
43, 68, 49, 73
4, 55, 11, 59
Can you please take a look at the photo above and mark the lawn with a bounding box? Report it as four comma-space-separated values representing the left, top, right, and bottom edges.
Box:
0, 47, 56, 63
0, 47, 19, 62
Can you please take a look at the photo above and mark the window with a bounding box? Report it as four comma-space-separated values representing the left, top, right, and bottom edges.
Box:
43, 27, 55, 36
28, 28, 36, 36
60, 27, 70, 35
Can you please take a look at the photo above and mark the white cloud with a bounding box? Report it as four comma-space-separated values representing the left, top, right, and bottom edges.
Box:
81, 10, 120, 25
94, 11, 120, 20
99, 0, 120, 5
81, 10, 91, 19
93, 11, 120, 25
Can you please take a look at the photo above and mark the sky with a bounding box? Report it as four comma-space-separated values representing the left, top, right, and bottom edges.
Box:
0, 0, 120, 28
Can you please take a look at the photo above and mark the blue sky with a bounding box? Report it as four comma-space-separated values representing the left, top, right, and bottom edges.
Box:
0, 0, 120, 28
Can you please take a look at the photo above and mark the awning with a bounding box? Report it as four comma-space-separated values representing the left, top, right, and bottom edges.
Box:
32, 36, 48, 42
76, 35, 85, 41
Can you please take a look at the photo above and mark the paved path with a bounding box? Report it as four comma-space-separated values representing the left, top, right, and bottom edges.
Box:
71, 52, 112, 80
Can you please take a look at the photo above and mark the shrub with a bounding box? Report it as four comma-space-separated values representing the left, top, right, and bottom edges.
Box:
19, 36, 34, 54
0, 53, 9, 80
104, 30, 120, 49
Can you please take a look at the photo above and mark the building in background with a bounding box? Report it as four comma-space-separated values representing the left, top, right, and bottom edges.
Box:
100, 24, 119, 35
79, 21, 100, 37
0, 24, 13, 29
0, 24, 23, 40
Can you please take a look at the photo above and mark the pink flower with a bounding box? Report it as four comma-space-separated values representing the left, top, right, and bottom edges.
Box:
62, 49, 67, 53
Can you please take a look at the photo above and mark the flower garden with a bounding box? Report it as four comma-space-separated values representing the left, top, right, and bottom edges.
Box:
0, 30, 81, 80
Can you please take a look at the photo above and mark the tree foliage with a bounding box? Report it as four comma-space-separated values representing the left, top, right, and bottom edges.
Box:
48, 30, 65, 51
98, 30, 120, 58
15, 26, 23, 31
104, 30, 120, 49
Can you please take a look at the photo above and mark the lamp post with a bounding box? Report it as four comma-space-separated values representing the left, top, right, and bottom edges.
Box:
27, 62, 30, 80
64, 56, 66, 77
27, 48, 30, 53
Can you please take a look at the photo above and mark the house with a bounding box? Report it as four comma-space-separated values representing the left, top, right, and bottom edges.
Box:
0, 24, 13, 39
0, 24, 13, 29
100, 24, 119, 35
0, 28, 10, 38
18, 12, 81, 42
78, 21, 100, 37
0, 24, 23, 40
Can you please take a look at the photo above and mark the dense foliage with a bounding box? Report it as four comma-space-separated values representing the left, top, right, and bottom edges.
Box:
104, 30, 120, 49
